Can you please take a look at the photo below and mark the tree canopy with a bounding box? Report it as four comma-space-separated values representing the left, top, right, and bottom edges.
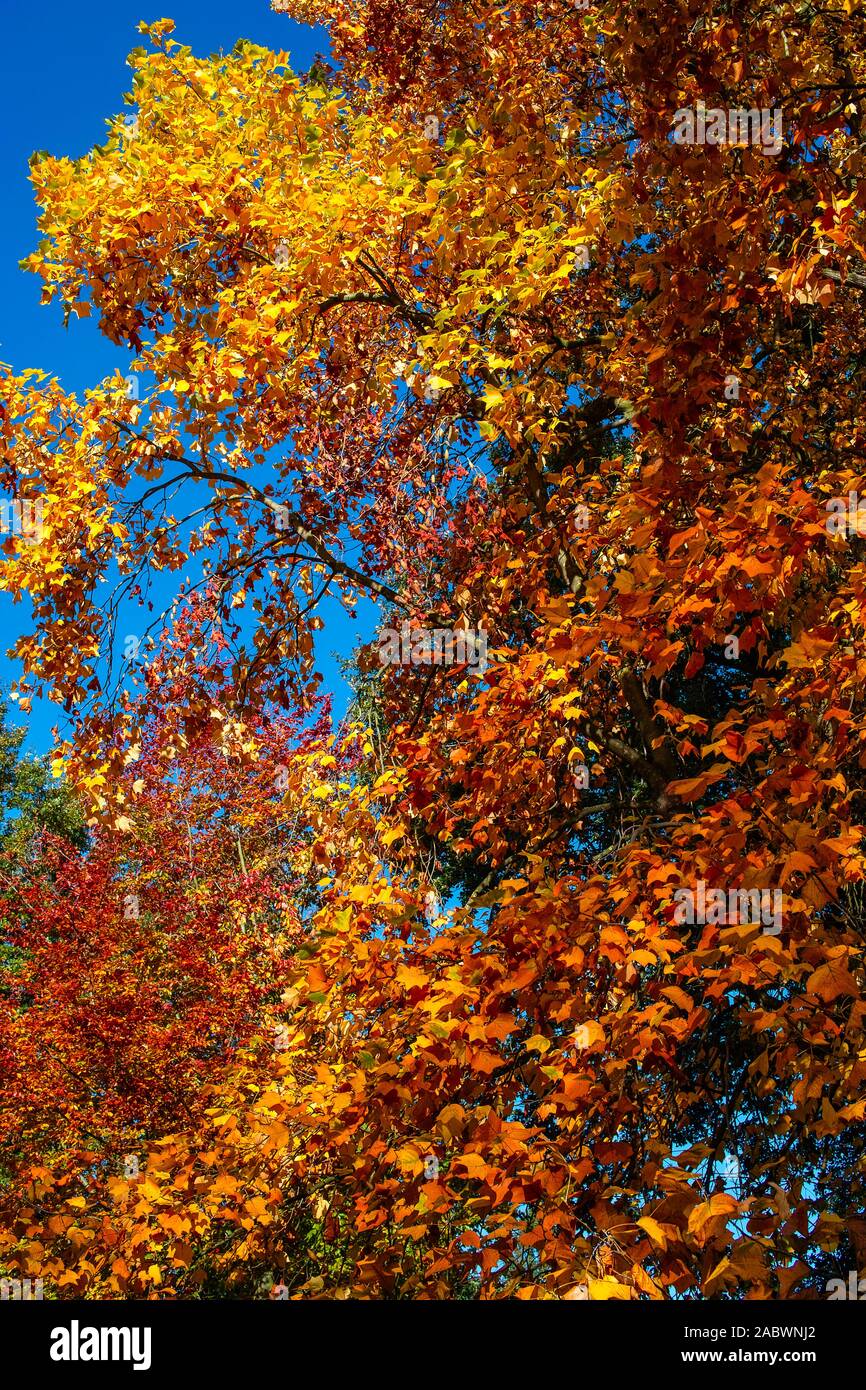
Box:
1, 0, 866, 1299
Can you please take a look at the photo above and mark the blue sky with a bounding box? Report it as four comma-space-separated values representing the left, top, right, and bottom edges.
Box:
0, 1, 378, 753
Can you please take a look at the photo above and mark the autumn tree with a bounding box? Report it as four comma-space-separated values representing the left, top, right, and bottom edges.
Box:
0, 700, 86, 859
2, 0, 866, 1298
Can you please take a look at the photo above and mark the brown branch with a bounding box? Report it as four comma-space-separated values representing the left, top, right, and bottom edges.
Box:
620, 668, 679, 782
116, 428, 410, 611
822, 267, 866, 293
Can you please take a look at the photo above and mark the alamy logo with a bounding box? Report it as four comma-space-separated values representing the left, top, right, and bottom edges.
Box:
378, 622, 487, 673
50, 1321, 152, 1372
826, 492, 866, 537
0, 497, 43, 544
827, 1270, 866, 1299
671, 103, 783, 156
673, 880, 782, 934
0, 1276, 43, 1300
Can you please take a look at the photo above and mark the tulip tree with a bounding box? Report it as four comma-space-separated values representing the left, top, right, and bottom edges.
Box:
2, 0, 866, 1298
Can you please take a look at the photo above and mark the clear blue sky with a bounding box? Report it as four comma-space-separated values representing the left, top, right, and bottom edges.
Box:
0, 2, 375, 752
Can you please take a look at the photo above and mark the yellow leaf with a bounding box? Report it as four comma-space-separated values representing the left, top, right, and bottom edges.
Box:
453, 1152, 489, 1177
588, 1277, 632, 1300
688, 1193, 739, 1243
637, 1216, 668, 1250
807, 958, 859, 1002
396, 964, 428, 990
